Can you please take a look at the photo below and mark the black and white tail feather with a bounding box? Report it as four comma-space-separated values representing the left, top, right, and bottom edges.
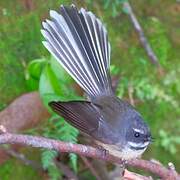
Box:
41, 4, 112, 98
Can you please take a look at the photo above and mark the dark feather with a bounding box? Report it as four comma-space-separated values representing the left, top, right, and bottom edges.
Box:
49, 101, 100, 134
49, 101, 118, 144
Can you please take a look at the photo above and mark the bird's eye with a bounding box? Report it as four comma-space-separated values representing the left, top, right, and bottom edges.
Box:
134, 132, 140, 138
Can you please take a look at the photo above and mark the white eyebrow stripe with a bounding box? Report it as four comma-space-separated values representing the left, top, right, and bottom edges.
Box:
133, 128, 144, 134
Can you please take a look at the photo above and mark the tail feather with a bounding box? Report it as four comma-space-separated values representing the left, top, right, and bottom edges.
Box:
41, 5, 112, 97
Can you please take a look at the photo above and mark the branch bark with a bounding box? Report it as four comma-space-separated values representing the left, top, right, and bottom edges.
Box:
0, 132, 179, 180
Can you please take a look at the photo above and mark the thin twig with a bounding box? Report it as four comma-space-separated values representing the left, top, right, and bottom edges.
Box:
128, 83, 135, 106
4, 147, 78, 179
109, 165, 126, 180
123, 169, 152, 180
55, 160, 78, 180
3, 147, 43, 171
123, 1, 161, 67
0, 132, 179, 179
80, 156, 101, 180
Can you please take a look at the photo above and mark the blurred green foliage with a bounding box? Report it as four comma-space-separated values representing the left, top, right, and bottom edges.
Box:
26, 56, 80, 179
0, 160, 40, 180
0, 0, 179, 179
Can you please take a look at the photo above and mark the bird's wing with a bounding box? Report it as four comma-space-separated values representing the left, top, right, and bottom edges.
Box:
49, 101, 118, 144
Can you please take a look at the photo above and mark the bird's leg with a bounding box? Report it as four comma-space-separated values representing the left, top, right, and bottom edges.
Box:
120, 160, 127, 168
97, 145, 109, 159
120, 160, 128, 178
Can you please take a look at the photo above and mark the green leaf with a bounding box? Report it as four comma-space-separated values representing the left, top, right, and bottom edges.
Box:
48, 165, 61, 180
112, 3, 118, 17
110, 65, 119, 75
161, 138, 170, 148
103, 0, 110, 9
173, 137, 180, 144
26, 58, 47, 90
39, 63, 63, 97
27, 58, 47, 79
41, 150, 58, 169
69, 153, 78, 172
169, 145, 177, 155
26, 76, 39, 90
39, 65, 53, 96
50, 56, 72, 83
159, 130, 167, 138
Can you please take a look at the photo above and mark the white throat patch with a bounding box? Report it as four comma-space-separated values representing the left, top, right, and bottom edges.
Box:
128, 141, 149, 149
96, 141, 148, 160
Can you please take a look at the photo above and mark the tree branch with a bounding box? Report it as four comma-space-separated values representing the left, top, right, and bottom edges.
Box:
123, 169, 152, 180
0, 132, 179, 179
123, 1, 161, 68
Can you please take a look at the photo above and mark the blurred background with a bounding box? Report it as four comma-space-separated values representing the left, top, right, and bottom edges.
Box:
0, 0, 179, 179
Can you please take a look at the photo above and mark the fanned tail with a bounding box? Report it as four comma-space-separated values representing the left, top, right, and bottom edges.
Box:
41, 4, 112, 98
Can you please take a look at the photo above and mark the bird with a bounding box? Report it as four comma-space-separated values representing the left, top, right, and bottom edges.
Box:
41, 4, 152, 160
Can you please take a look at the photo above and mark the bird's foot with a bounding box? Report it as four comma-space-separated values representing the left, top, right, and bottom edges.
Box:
97, 146, 109, 158
120, 160, 127, 168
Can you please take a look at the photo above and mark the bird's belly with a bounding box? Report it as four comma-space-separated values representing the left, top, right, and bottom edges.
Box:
96, 141, 146, 160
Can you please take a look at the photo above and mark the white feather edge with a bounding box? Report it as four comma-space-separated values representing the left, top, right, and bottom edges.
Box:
57, 8, 101, 93
41, 35, 94, 96
42, 20, 96, 94
49, 11, 100, 94
41, 7, 111, 96
79, 8, 104, 82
